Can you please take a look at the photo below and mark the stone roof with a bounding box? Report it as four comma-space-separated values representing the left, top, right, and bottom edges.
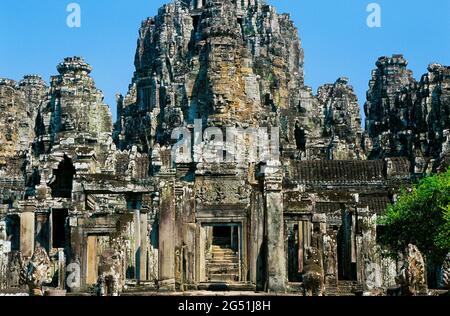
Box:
314, 194, 390, 214
287, 160, 386, 184
360, 194, 391, 214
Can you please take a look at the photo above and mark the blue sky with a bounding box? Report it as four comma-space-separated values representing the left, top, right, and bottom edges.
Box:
1, 0, 449, 122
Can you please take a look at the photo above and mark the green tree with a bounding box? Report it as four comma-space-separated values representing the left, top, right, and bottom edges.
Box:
379, 168, 450, 265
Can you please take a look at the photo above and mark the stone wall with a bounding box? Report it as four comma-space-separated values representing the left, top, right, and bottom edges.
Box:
364, 55, 450, 174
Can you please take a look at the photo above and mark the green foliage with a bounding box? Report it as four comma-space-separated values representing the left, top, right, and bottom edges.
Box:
379, 168, 450, 264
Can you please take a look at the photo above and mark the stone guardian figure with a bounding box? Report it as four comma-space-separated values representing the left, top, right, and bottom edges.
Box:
24, 247, 52, 296
303, 247, 325, 296
396, 244, 427, 295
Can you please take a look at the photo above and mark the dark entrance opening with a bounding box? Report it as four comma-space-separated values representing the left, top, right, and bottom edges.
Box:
192, 15, 200, 33
50, 155, 75, 198
287, 223, 302, 282
205, 225, 241, 283
213, 226, 230, 240
52, 209, 68, 248
337, 210, 357, 281
295, 121, 306, 151
212, 226, 239, 252
6, 215, 20, 251
237, 17, 244, 36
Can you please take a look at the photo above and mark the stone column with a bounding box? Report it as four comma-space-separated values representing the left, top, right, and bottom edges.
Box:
68, 219, 82, 292
20, 201, 36, 258
158, 175, 176, 290
134, 209, 141, 279
198, 225, 207, 283
139, 211, 148, 281
263, 161, 286, 292
126, 193, 145, 280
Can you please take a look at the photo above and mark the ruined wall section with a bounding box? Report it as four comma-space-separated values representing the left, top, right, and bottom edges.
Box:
364, 55, 450, 174
0, 76, 47, 213
0, 79, 26, 174
0, 77, 47, 175
415, 63, 450, 172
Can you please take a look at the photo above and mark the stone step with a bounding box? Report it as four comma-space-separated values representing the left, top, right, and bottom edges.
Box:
212, 249, 236, 252
207, 262, 239, 268
207, 244, 240, 283
207, 258, 239, 264
207, 266, 240, 274
208, 253, 239, 259
211, 249, 237, 254
211, 248, 236, 254
197, 282, 256, 292
325, 292, 356, 297
208, 274, 240, 282
211, 255, 238, 261
324, 281, 363, 296
212, 245, 231, 249
211, 249, 236, 254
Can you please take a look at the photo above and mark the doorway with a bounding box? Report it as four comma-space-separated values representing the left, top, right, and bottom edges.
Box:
203, 224, 241, 283
52, 209, 68, 249
85, 234, 110, 285
212, 226, 239, 252
337, 210, 357, 281
50, 155, 75, 198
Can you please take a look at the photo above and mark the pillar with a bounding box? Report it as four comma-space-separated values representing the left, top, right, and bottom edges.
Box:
20, 202, 36, 258
134, 209, 141, 279
198, 225, 206, 282
158, 176, 176, 289
68, 219, 82, 292
263, 161, 286, 292
127, 193, 145, 280
139, 211, 148, 281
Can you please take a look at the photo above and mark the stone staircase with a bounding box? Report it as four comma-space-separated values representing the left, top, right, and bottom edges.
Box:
325, 281, 363, 296
206, 238, 240, 283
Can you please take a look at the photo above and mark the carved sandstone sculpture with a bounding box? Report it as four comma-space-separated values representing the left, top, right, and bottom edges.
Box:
24, 247, 52, 296
96, 248, 124, 296
303, 247, 325, 296
396, 244, 427, 295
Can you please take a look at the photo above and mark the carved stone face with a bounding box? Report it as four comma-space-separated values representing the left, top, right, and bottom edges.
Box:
212, 94, 227, 114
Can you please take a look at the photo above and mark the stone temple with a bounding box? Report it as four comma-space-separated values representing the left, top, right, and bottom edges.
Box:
0, 0, 449, 295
